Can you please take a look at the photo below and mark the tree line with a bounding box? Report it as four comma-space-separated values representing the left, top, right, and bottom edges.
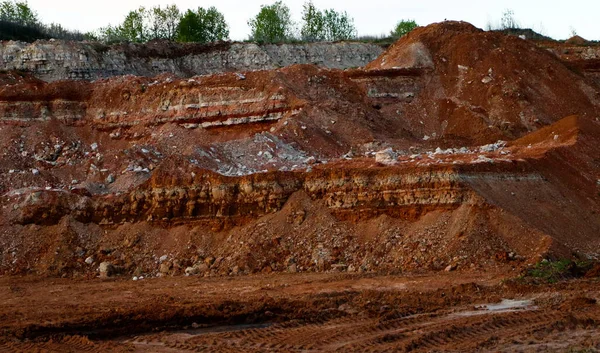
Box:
0, 0, 89, 41
0, 0, 419, 44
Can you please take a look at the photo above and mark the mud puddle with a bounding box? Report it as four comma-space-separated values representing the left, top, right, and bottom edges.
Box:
123, 322, 273, 345
454, 299, 537, 317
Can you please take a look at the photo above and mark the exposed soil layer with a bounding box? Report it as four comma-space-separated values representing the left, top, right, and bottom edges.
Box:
1, 22, 599, 280
1, 21, 600, 352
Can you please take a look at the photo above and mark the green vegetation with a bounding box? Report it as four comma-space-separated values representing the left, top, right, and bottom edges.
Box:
248, 1, 294, 43
0, 0, 87, 41
98, 5, 186, 43
177, 7, 229, 43
300, 1, 356, 42
300, 1, 323, 41
0, 0, 433, 45
391, 19, 418, 38
0, 0, 38, 26
520, 259, 593, 284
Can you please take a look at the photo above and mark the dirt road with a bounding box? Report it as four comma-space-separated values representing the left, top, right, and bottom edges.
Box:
1, 272, 598, 352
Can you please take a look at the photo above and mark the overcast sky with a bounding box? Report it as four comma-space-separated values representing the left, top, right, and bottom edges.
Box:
24, 0, 599, 41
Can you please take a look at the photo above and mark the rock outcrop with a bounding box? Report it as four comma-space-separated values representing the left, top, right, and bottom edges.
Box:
0, 40, 383, 81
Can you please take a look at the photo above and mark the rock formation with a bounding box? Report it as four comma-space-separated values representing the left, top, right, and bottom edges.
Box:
0, 40, 383, 81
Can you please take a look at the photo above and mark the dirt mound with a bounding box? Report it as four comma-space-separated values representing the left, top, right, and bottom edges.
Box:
0, 22, 599, 279
367, 21, 600, 144
565, 35, 588, 45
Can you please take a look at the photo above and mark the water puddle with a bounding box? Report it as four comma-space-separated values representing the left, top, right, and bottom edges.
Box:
455, 299, 537, 317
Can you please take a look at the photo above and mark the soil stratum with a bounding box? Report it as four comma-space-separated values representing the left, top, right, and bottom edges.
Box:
0, 21, 599, 352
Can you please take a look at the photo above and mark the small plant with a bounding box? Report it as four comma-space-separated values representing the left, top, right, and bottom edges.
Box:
391, 19, 417, 38
521, 259, 592, 284
569, 26, 578, 38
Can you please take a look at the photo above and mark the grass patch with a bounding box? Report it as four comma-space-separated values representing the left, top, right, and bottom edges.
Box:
520, 259, 594, 284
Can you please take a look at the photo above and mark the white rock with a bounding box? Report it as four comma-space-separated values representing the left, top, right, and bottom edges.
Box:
98, 262, 115, 277
185, 266, 199, 275
31, 169, 40, 175
479, 140, 506, 153
91, 143, 98, 151
375, 148, 397, 165
476, 155, 494, 163
85, 256, 94, 265
132, 276, 139, 281
159, 255, 168, 263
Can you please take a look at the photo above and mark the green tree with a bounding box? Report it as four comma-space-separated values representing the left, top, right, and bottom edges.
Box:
120, 7, 146, 42
0, 0, 39, 26
161, 5, 181, 40
300, 1, 325, 41
391, 19, 417, 38
248, 1, 294, 43
97, 24, 124, 43
322, 9, 355, 41
146, 5, 181, 40
177, 6, 229, 43
99, 5, 182, 43
300, 2, 356, 42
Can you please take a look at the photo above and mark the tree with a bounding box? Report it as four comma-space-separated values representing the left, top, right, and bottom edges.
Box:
97, 24, 126, 43
300, 2, 355, 42
161, 5, 181, 40
122, 7, 146, 42
44, 23, 86, 41
248, 1, 294, 43
322, 9, 355, 41
177, 7, 229, 43
0, 0, 39, 26
391, 19, 417, 38
146, 5, 181, 41
98, 5, 183, 43
300, 1, 325, 41
500, 9, 518, 30
0, 1, 86, 41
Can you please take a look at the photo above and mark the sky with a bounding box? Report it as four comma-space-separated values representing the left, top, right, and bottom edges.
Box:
23, 0, 600, 41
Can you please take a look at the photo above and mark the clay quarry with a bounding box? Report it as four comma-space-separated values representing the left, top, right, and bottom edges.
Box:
1, 21, 600, 352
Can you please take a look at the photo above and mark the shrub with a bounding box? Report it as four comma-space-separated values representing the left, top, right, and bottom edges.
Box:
391, 19, 417, 38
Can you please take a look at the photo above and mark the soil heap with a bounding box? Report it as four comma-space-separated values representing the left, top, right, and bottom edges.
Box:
0, 21, 599, 278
